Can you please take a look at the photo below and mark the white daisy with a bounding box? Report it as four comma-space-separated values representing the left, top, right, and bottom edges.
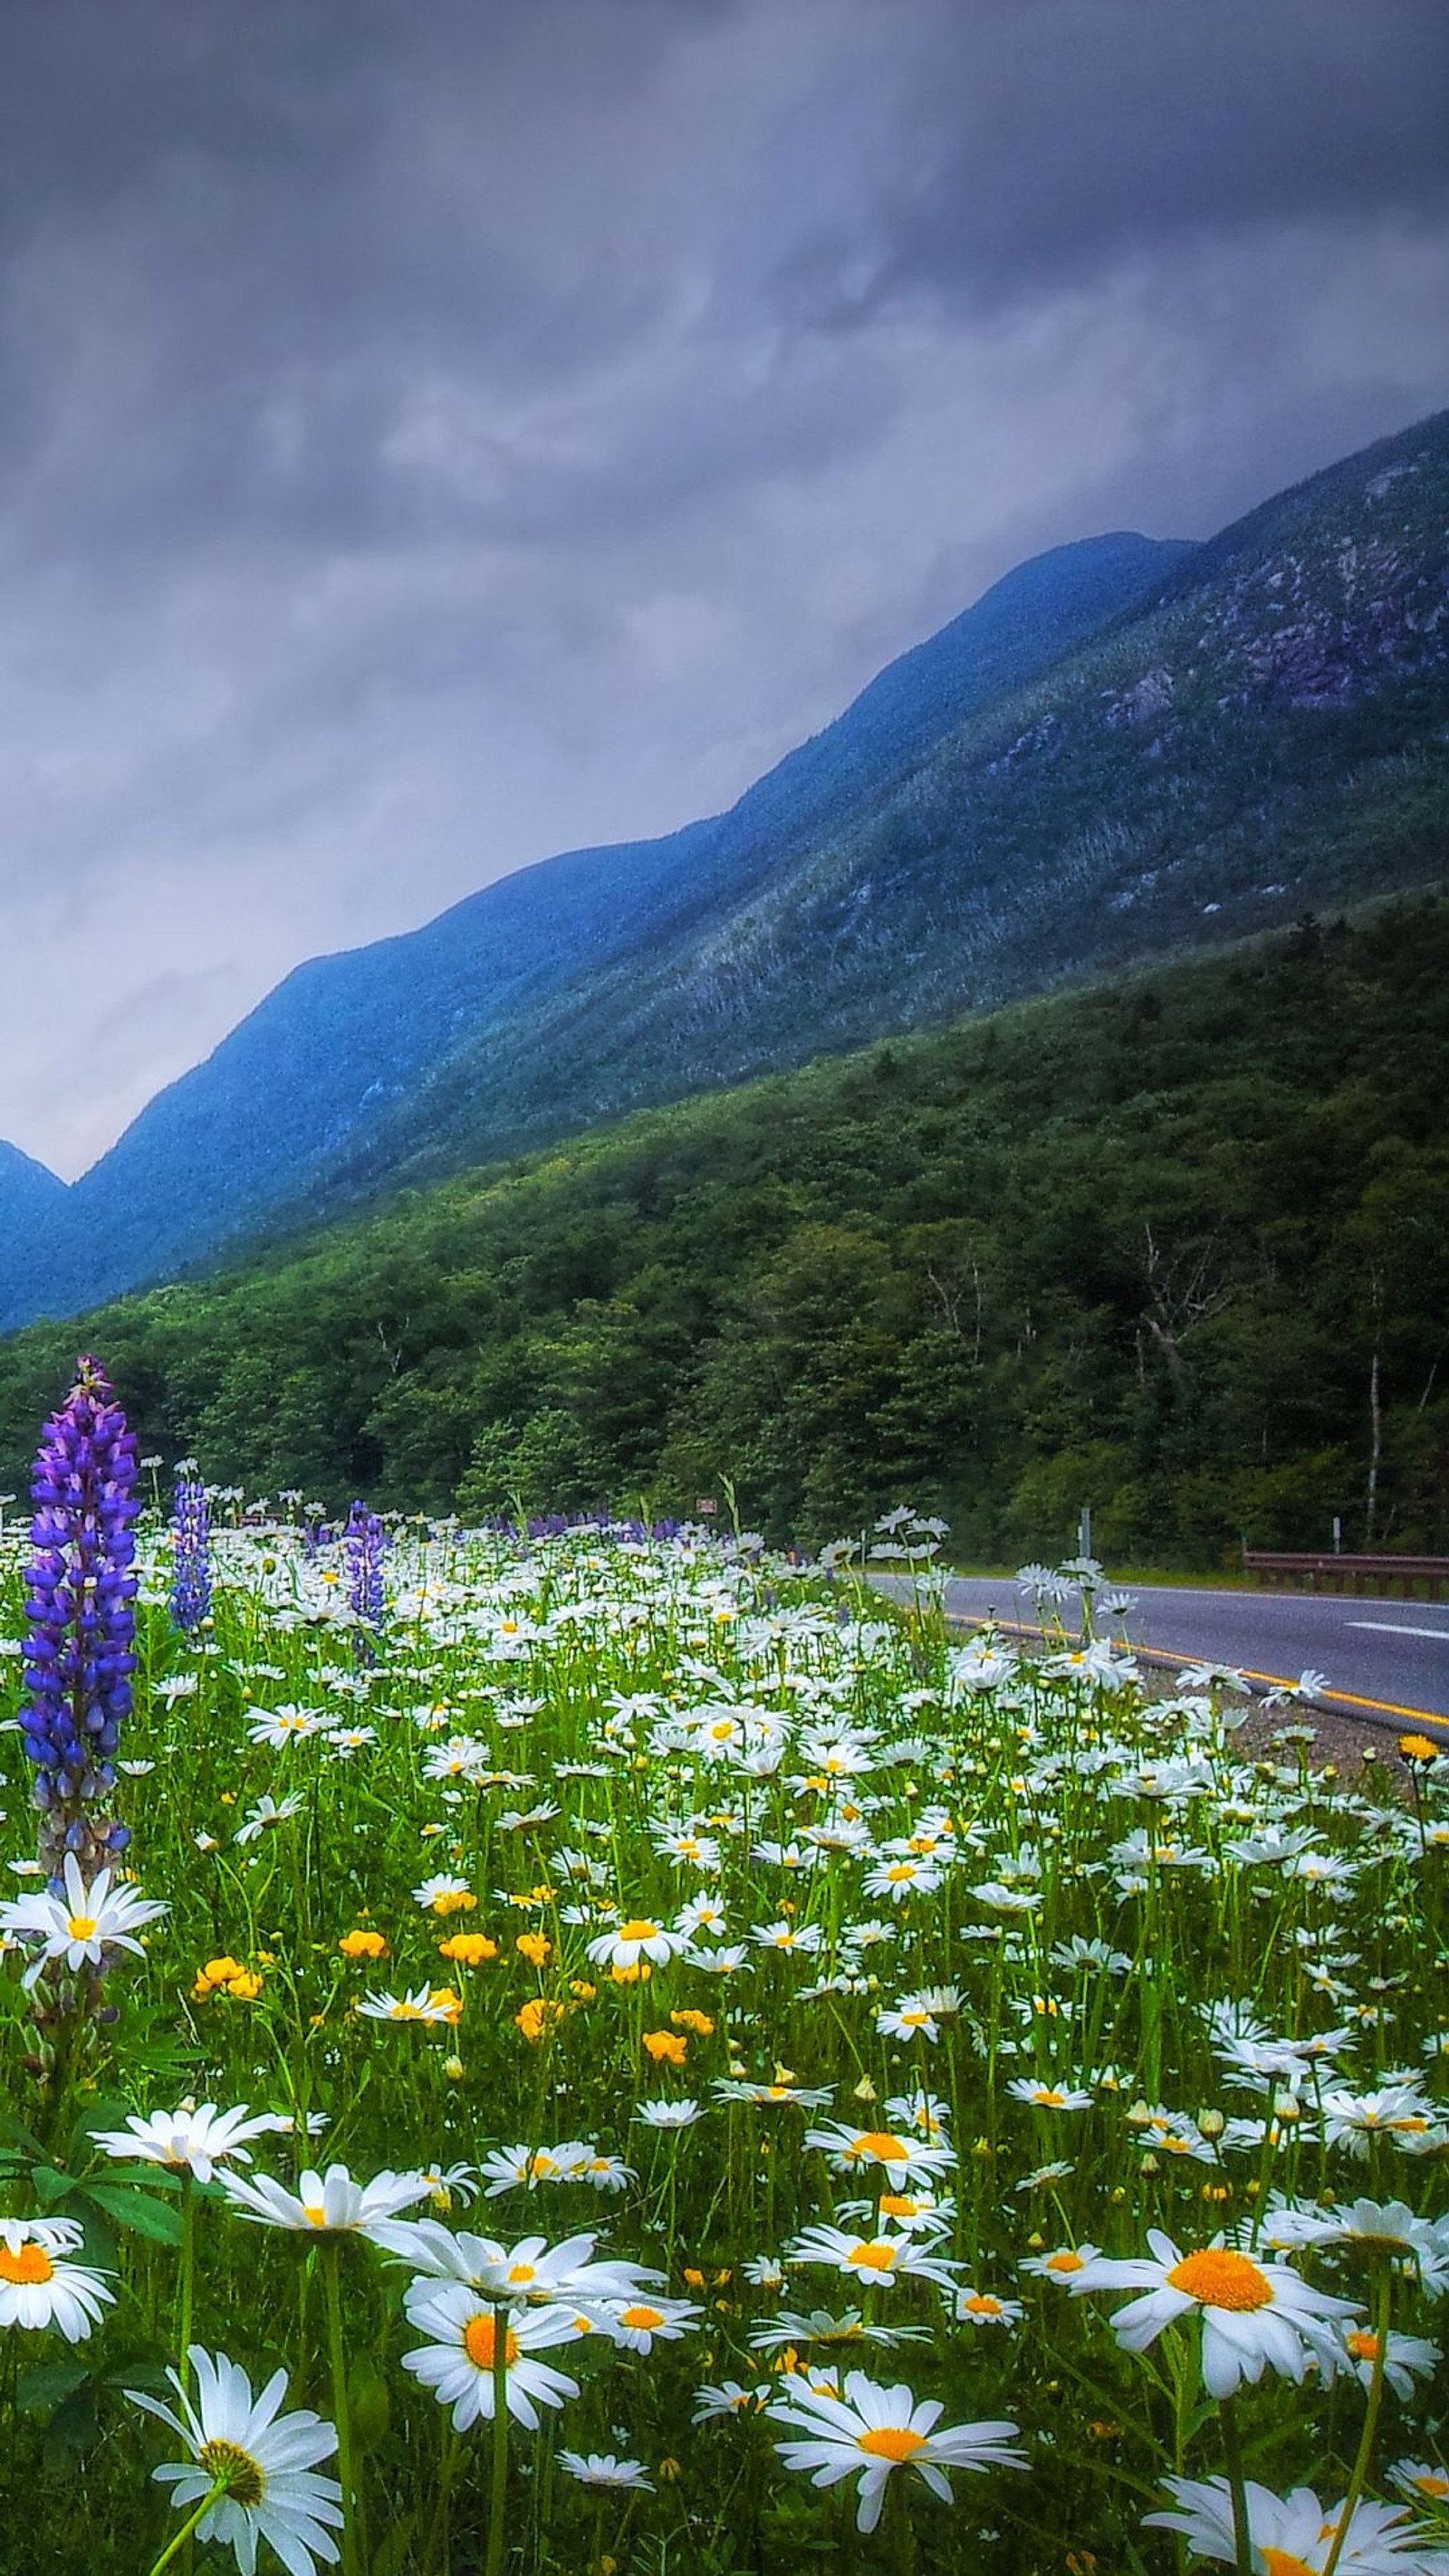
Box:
1080, 2230, 1358, 2396
558, 2452, 654, 2490
245, 1706, 336, 1747
401, 2288, 581, 2429
769, 2370, 1024, 2534
1146, 2475, 1449, 2571
234, 1794, 304, 1845
217, 2163, 430, 2235
1004, 2079, 1095, 2112
0, 2218, 113, 2341
786, 2224, 960, 2293
802, 2122, 955, 2187
128, 2347, 342, 2576
0, 1855, 168, 1985
596, 2293, 703, 2353
91, 2100, 290, 2185
354, 1986, 460, 2024
693, 2380, 773, 2420
584, 1917, 683, 1972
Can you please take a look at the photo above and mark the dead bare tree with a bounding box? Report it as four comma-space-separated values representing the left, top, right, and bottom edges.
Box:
1138, 1224, 1233, 1384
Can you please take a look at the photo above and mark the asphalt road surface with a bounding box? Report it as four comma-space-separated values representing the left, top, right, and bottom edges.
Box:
877, 1574, 1449, 1731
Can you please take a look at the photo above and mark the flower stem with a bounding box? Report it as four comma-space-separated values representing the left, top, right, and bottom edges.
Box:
321, 2237, 360, 2576
887, 2467, 917, 2576
176, 2175, 196, 2393
1218, 2398, 1252, 2576
421, 2424, 460, 2576
1321, 2270, 1393, 2576
485, 2304, 510, 2576
144, 2481, 229, 2576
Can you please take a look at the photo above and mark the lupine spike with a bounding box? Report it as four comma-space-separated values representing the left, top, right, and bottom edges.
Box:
170, 1460, 214, 1633
21, 1355, 140, 1886
345, 1499, 389, 1644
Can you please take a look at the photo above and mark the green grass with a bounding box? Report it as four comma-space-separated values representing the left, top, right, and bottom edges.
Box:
2, 1511, 1448, 2573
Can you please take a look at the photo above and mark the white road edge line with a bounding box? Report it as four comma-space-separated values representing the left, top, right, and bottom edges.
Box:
1344, 1621, 1449, 1642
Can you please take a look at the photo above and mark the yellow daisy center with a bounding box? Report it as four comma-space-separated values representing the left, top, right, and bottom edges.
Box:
197, 2438, 267, 2508
617, 1919, 660, 1943
66, 1914, 98, 1941
463, 2313, 520, 2369
1260, 2554, 1317, 2576
506, 2264, 536, 2284
857, 2427, 926, 2461
1046, 2251, 1085, 2273
1411, 2475, 1449, 2500
847, 2131, 911, 2162
0, 2244, 54, 2285
1347, 2331, 1381, 2361
847, 2243, 901, 2273
963, 2294, 1004, 2316
1166, 2249, 1273, 2312
302, 2205, 329, 2226
620, 2305, 665, 2331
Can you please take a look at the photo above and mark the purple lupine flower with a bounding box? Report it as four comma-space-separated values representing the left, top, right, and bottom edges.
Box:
345, 1499, 389, 1641
21, 1356, 139, 1886
170, 1461, 213, 1634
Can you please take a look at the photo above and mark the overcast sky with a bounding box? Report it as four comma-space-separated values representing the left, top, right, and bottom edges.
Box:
2, 0, 1446, 1176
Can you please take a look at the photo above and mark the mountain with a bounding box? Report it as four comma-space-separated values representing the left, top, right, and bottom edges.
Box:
0, 528, 1185, 1324
0, 892, 1444, 1567
4, 405, 1449, 1330
0, 1143, 69, 1285
341, 408, 1448, 1198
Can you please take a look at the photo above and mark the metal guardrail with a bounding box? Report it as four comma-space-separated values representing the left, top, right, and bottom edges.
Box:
1243, 1551, 1449, 1600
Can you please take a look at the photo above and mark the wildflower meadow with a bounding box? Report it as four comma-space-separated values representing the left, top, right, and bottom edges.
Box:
4, 1360, 1449, 2576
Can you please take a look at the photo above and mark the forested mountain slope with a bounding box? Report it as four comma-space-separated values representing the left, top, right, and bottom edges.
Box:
1, 895, 1444, 1570
338, 409, 1447, 1205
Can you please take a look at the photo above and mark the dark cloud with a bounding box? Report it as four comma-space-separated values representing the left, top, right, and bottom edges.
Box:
772, 0, 1449, 327
0, 0, 1444, 1171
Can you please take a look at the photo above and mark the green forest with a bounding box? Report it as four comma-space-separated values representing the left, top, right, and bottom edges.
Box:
1, 891, 1446, 1566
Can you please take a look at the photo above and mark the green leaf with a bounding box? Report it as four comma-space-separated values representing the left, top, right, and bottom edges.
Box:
16, 2359, 88, 2419
73, 2095, 138, 2151
83, 2183, 184, 2245
0, 2111, 47, 2159
28, 2163, 79, 2209
43, 2384, 100, 2470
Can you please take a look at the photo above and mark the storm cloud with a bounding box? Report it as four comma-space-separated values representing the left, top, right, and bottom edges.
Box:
0, 0, 1445, 1173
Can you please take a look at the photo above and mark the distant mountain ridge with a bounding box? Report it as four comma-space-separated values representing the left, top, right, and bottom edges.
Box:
4, 405, 1448, 1329
0, 528, 1185, 1322
0, 1140, 69, 1234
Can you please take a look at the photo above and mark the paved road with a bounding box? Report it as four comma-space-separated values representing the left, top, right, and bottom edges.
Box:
877, 1574, 1449, 1730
